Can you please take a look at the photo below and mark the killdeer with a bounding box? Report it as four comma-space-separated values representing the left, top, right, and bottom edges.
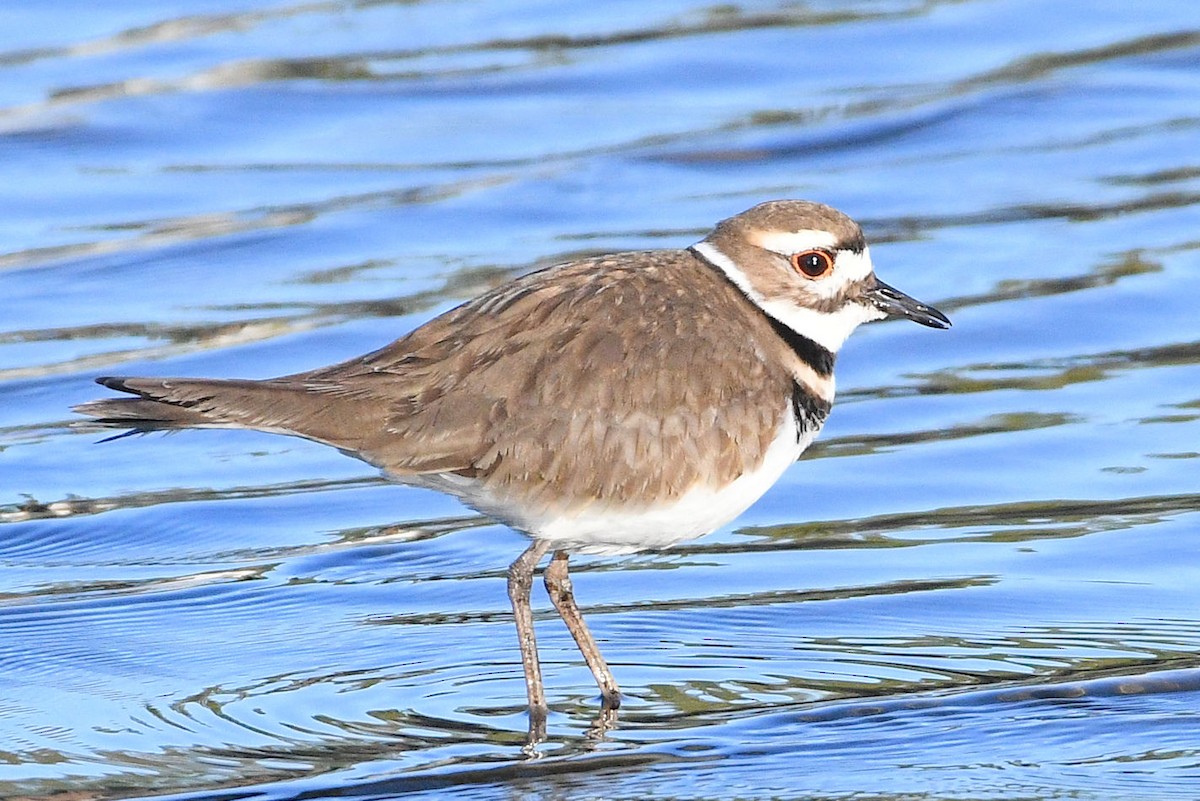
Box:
76, 200, 949, 737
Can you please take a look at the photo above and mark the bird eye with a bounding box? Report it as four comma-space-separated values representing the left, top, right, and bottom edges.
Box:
790, 249, 834, 278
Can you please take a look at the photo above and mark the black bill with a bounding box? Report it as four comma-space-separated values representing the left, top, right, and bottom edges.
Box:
867, 279, 951, 329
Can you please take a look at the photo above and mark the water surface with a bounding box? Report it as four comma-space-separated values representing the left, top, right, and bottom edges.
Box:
2, 1, 1199, 799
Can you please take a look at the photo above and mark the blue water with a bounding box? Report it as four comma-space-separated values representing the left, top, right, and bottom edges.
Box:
2, 2, 1199, 799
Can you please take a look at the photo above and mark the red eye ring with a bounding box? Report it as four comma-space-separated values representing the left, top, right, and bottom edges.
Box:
790, 249, 834, 278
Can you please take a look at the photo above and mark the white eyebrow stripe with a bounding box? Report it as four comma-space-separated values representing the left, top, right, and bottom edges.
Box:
749, 231, 875, 292
750, 229, 839, 255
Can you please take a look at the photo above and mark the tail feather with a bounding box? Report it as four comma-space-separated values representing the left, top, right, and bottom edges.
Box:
73, 376, 362, 441
76, 377, 262, 429
74, 374, 452, 477
73, 371, 482, 479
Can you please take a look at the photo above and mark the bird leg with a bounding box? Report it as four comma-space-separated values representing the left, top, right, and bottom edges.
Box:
543, 549, 621, 709
508, 539, 551, 741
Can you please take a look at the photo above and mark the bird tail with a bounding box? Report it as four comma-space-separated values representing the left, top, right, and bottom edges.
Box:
74, 376, 318, 434
74, 375, 437, 475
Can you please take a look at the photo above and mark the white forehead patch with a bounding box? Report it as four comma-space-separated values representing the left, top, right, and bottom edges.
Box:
808, 247, 875, 301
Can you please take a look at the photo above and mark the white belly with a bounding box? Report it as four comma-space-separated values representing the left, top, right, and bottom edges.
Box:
441, 413, 816, 555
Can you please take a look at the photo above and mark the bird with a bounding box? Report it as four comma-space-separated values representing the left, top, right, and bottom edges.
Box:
75, 200, 950, 738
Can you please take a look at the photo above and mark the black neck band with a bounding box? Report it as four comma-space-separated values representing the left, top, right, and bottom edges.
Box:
764, 315, 835, 377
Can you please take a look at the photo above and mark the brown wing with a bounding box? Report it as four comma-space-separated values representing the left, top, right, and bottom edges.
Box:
298, 250, 794, 507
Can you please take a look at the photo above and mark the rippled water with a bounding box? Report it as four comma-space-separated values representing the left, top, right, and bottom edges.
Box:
2, 2, 1199, 800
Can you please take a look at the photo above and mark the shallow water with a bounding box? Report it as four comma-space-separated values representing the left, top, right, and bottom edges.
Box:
2, 1, 1199, 799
